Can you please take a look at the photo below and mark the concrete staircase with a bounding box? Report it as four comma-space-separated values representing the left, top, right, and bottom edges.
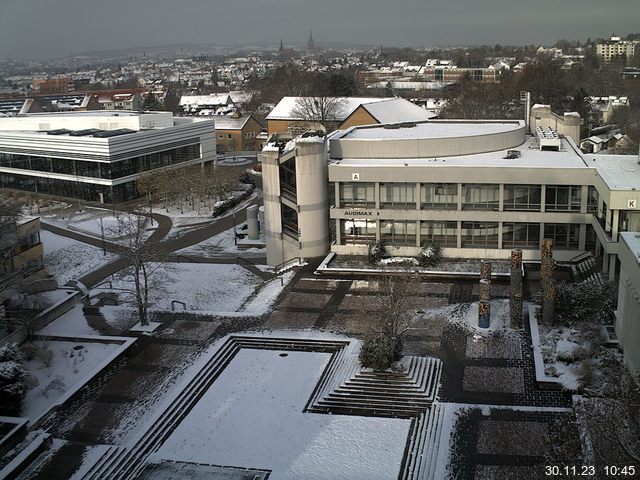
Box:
400, 403, 447, 480
81, 336, 348, 480
308, 355, 442, 418
570, 254, 604, 285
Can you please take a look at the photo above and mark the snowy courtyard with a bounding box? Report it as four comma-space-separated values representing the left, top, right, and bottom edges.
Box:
153, 347, 411, 479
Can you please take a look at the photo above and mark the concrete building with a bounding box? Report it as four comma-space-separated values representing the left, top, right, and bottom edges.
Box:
615, 232, 640, 373
0, 111, 216, 203
596, 36, 638, 64
261, 117, 640, 280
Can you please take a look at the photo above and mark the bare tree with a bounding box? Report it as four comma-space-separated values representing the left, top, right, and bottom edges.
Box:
359, 274, 422, 370
112, 213, 165, 326
290, 96, 348, 131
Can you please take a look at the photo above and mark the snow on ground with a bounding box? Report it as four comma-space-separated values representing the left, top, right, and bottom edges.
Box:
414, 299, 512, 335
328, 255, 512, 274
9, 289, 76, 312
242, 271, 295, 314
153, 348, 410, 479
38, 305, 98, 336
41, 231, 118, 285
176, 224, 264, 257
21, 340, 121, 421
103, 263, 261, 312
38, 304, 136, 336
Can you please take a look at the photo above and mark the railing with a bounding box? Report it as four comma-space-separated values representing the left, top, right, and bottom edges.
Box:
274, 257, 304, 275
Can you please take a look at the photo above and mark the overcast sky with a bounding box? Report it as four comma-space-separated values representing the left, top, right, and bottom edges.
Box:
1, 0, 638, 59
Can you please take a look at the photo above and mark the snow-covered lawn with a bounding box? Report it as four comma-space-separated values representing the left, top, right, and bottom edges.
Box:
21, 340, 122, 421
104, 263, 261, 313
154, 348, 411, 479
41, 230, 118, 285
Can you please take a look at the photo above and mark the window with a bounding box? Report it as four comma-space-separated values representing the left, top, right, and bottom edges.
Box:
435, 69, 444, 81
502, 223, 540, 248
462, 184, 499, 210
503, 185, 541, 211
544, 223, 579, 249
420, 221, 457, 247
279, 157, 296, 200
380, 220, 416, 245
421, 183, 457, 209
545, 185, 581, 211
227, 134, 233, 140
281, 204, 298, 239
339, 183, 375, 208
380, 183, 415, 209
461, 222, 499, 248
340, 219, 376, 244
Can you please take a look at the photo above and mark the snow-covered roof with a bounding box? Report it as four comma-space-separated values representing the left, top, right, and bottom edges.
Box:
331, 136, 587, 169
266, 97, 389, 121
341, 120, 519, 140
588, 154, 640, 191
359, 98, 437, 124
213, 115, 253, 130
179, 94, 233, 107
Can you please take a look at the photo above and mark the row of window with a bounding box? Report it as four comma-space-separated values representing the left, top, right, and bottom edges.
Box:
0, 144, 201, 180
339, 219, 590, 249
336, 182, 599, 212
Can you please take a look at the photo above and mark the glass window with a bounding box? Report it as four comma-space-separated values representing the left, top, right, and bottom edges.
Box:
339, 183, 375, 208
544, 223, 579, 249
380, 183, 415, 209
340, 219, 376, 244
462, 184, 499, 210
461, 222, 499, 248
545, 185, 581, 211
421, 183, 457, 209
420, 221, 457, 247
502, 223, 540, 249
503, 185, 541, 211
380, 220, 416, 246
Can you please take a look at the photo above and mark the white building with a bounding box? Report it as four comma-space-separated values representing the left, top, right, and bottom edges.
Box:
0, 111, 216, 203
596, 36, 638, 64
616, 232, 640, 373
261, 117, 640, 281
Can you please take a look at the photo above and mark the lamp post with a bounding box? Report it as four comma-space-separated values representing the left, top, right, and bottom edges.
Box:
100, 216, 106, 256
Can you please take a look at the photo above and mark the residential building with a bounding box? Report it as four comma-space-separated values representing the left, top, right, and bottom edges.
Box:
261, 116, 640, 283
214, 114, 263, 153
615, 232, 640, 373
265, 97, 436, 136
31, 78, 73, 95
95, 90, 144, 111
0, 111, 216, 203
596, 36, 638, 64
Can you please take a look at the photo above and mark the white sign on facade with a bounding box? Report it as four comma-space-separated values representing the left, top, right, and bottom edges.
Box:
352, 173, 360, 181
628, 199, 637, 209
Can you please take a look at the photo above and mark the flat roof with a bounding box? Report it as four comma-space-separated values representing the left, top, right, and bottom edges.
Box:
588, 154, 640, 191
331, 137, 589, 169
10, 111, 164, 118
340, 120, 522, 140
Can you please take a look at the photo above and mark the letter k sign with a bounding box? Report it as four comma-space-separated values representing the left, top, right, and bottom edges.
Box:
628, 199, 637, 209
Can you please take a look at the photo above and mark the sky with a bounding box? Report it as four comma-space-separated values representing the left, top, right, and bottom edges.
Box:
0, 0, 638, 59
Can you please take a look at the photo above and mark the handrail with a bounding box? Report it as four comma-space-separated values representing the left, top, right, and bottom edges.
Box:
274, 256, 303, 274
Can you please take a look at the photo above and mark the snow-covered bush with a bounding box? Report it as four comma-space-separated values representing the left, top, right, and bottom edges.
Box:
536, 281, 617, 326
417, 242, 443, 268
359, 333, 402, 371
367, 240, 387, 265
0, 343, 28, 415
21, 342, 53, 367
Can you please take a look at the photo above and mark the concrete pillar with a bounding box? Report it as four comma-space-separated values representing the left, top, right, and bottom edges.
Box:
258, 206, 265, 237
479, 279, 491, 302
540, 238, 555, 284
603, 252, 610, 273
510, 249, 523, 327
611, 209, 619, 241
247, 205, 259, 240
480, 259, 492, 281
478, 300, 491, 328
609, 254, 617, 281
